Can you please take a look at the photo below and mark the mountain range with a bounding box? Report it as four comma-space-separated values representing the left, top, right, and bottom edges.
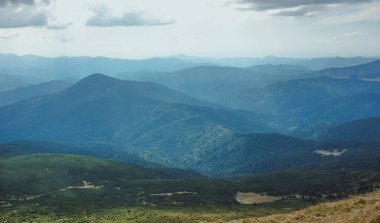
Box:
1, 72, 380, 176
0, 54, 377, 82
175, 55, 378, 70
0, 74, 279, 175
116, 59, 380, 132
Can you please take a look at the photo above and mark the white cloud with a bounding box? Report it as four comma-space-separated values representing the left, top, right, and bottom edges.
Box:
46, 22, 71, 30
86, 5, 174, 27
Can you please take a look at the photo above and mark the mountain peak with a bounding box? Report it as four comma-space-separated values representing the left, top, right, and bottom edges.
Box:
76, 73, 123, 87
81, 73, 117, 82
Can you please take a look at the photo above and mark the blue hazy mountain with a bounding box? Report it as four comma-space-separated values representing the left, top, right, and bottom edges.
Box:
175, 55, 378, 70
317, 118, 380, 142
117, 60, 380, 131
1, 54, 376, 82
314, 59, 380, 79
130, 62, 380, 131
0, 73, 43, 92
0, 74, 286, 175
0, 54, 200, 80
230, 77, 380, 130
0, 79, 76, 106
0, 74, 380, 177
118, 64, 311, 106
138, 61, 380, 131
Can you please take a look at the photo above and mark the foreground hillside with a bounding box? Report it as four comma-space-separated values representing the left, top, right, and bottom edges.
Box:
1, 154, 380, 222
227, 189, 380, 223
0, 154, 309, 222
0, 154, 202, 195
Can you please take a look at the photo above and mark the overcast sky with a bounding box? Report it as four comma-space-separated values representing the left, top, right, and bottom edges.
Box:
0, 0, 379, 58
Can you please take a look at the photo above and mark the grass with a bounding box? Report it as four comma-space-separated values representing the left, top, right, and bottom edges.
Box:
232, 189, 380, 223
0, 199, 309, 223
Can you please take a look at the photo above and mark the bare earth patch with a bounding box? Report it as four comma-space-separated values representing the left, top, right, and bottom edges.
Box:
150, 191, 197, 196
59, 181, 103, 191
224, 190, 380, 223
235, 192, 282, 204
314, 149, 348, 157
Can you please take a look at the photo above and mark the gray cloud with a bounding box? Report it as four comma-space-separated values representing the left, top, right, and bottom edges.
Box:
86, 5, 174, 27
0, 0, 70, 29
235, 0, 374, 16
0, 6, 48, 28
271, 5, 326, 16
0, 0, 34, 7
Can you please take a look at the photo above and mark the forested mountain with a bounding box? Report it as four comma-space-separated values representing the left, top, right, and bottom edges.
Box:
1, 73, 380, 176
115, 60, 380, 133
230, 77, 380, 111
0, 73, 270, 141
314, 59, 380, 79
118, 65, 311, 106
228, 77, 380, 130
312, 118, 380, 142
0, 74, 284, 175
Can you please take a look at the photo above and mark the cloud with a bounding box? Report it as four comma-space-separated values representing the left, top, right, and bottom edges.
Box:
234, 0, 374, 16
0, 0, 34, 7
46, 22, 71, 30
334, 31, 365, 40
86, 5, 174, 27
0, 5, 48, 28
0, 0, 69, 29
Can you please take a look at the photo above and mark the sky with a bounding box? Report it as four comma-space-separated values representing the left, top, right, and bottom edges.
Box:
0, 0, 379, 59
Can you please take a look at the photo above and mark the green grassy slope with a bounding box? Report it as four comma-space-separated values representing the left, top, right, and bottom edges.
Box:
0, 154, 236, 205
0, 154, 167, 195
